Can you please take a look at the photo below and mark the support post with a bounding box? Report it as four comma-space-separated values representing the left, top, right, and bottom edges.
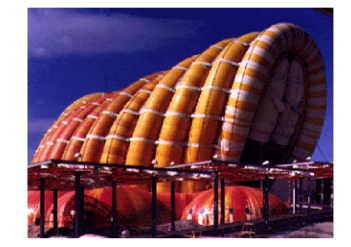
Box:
320, 178, 325, 206
171, 181, 175, 232
292, 180, 296, 214
112, 182, 117, 238
80, 186, 84, 235
263, 175, 269, 225
53, 189, 58, 236
288, 180, 292, 205
40, 178, 45, 238
259, 143, 263, 164
330, 178, 333, 208
299, 177, 303, 214
220, 179, 225, 225
307, 175, 312, 222
213, 171, 219, 235
152, 177, 157, 238
75, 172, 82, 238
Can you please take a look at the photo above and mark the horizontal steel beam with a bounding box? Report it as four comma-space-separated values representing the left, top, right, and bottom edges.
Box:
29, 159, 213, 175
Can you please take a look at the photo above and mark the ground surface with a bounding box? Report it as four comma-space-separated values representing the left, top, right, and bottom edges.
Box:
271, 222, 333, 238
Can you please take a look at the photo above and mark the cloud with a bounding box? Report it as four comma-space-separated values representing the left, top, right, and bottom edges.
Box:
28, 8, 208, 58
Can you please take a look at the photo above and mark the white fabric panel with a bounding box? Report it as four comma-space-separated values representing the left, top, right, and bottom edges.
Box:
216, 153, 240, 162
255, 34, 280, 56
235, 74, 265, 90
222, 121, 251, 135
249, 57, 289, 143
271, 59, 304, 146
225, 105, 255, 121
246, 46, 274, 65
229, 89, 260, 105
240, 59, 269, 77
219, 139, 246, 152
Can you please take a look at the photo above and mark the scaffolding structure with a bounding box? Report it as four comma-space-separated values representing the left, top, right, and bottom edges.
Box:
28, 157, 333, 238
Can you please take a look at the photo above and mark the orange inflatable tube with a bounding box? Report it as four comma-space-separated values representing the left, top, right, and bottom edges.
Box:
80, 72, 163, 163
32, 94, 100, 163
49, 93, 113, 160
62, 92, 117, 161
32, 93, 103, 163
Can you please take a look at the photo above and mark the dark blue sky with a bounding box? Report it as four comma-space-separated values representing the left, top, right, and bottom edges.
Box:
27, 8, 333, 164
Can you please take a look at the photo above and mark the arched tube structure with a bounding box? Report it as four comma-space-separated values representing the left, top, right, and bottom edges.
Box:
31, 23, 327, 193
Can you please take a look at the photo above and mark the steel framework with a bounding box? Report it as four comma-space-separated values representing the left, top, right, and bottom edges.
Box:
28, 158, 333, 238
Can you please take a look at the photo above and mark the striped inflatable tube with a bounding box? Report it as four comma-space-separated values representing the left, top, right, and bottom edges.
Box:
61, 92, 118, 161
31, 23, 327, 193
80, 72, 164, 163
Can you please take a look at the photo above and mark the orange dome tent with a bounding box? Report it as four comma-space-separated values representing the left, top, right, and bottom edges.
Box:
180, 186, 288, 225
156, 192, 201, 221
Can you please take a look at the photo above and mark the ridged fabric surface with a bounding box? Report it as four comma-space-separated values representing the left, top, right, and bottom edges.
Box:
32, 23, 327, 193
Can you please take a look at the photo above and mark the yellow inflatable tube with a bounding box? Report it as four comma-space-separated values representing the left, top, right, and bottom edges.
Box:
80, 73, 161, 163
125, 56, 197, 169
101, 73, 166, 164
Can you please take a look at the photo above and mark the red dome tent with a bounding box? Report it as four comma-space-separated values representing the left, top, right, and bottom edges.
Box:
28, 186, 171, 230
27, 191, 68, 226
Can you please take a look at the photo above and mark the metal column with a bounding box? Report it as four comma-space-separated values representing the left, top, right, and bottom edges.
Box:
40, 178, 45, 238
299, 177, 303, 214
307, 175, 312, 221
152, 177, 157, 238
171, 181, 175, 232
263, 175, 269, 225
288, 180, 292, 205
80, 186, 84, 233
220, 179, 225, 225
112, 182, 117, 238
320, 178, 325, 205
330, 178, 333, 208
75, 172, 83, 238
292, 180, 296, 214
213, 171, 219, 235
53, 189, 58, 236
